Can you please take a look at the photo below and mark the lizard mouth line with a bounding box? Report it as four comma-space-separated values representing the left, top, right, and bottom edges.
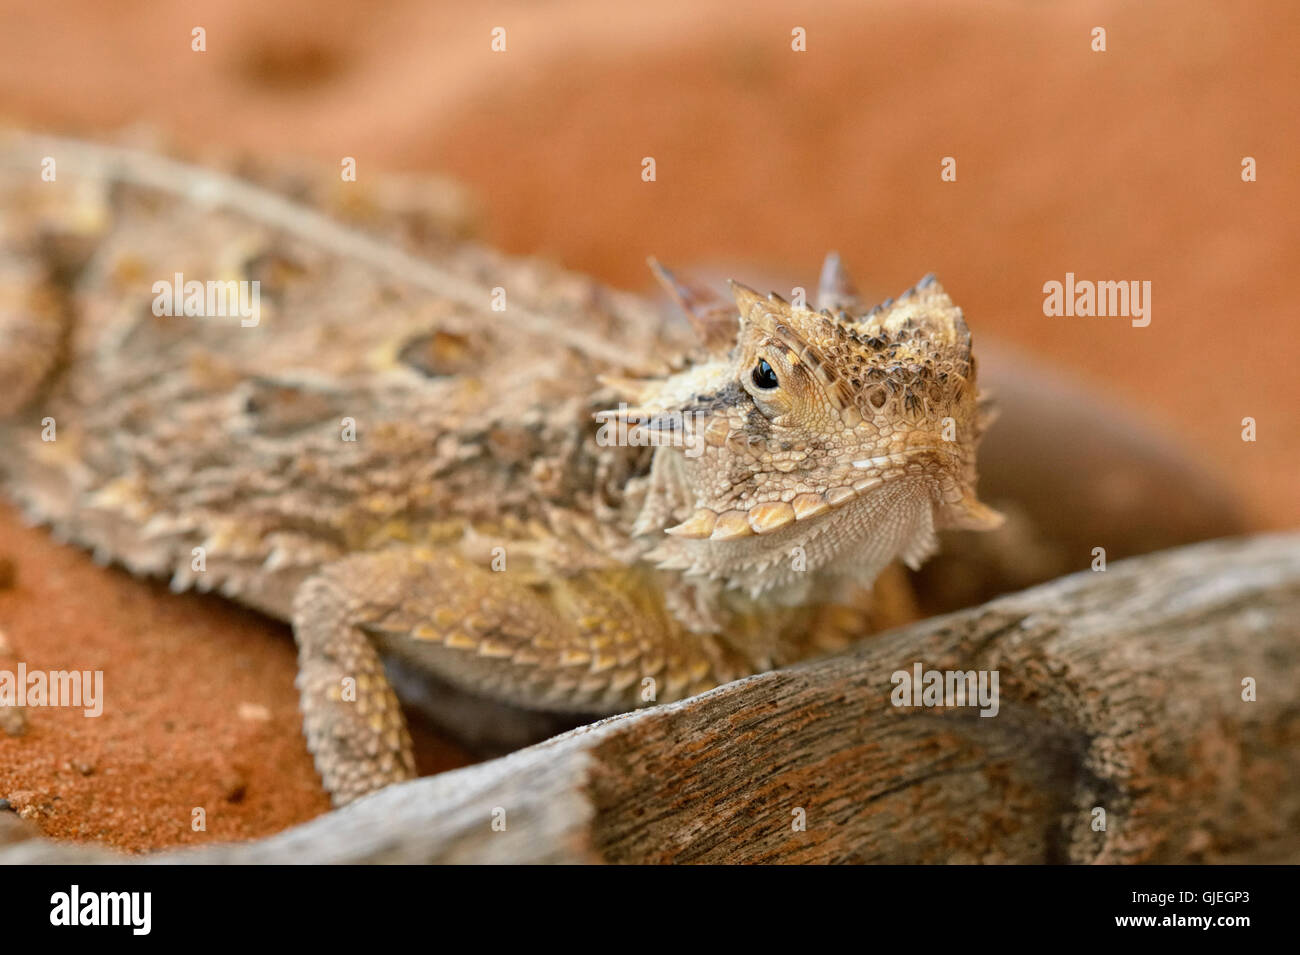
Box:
851, 447, 963, 470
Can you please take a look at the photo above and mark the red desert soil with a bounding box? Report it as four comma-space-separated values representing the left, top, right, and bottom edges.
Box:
0, 0, 1296, 852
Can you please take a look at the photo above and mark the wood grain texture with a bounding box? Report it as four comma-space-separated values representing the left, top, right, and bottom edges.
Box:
4, 534, 1297, 864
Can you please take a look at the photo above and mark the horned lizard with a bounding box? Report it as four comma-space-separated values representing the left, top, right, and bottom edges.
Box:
0, 132, 1000, 805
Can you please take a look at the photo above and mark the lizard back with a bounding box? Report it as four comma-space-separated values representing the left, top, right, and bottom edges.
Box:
0, 135, 685, 618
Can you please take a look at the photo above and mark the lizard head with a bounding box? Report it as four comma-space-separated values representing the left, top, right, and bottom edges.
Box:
602, 253, 1001, 599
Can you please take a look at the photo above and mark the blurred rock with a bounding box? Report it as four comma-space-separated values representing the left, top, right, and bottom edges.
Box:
911, 342, 1249, 613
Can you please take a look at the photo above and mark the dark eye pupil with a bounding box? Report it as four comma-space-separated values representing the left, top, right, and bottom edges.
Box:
752, 359, 779, 390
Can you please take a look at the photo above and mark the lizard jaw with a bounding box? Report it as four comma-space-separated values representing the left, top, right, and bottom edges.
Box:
665, 444, 998, 542
650, 474, 950, 598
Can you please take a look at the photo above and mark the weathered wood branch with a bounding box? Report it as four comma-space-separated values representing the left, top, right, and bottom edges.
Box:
5, 534, 1298, 864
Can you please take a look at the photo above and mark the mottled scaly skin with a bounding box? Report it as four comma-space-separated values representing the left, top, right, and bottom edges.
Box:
0, 133, 996, 804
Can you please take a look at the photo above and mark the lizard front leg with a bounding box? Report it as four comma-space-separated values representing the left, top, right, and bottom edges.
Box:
292, 546, 749, 805
291, 559, 419, 807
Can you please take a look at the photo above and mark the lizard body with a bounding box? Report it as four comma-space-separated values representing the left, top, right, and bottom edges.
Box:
0, 133, 999, 803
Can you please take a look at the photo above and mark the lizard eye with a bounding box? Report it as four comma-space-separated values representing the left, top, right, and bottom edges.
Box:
751, 358, 779, 390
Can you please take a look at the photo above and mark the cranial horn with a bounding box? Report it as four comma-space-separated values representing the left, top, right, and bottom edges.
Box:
817, 251, 860, 312
727, 279, 766, 326
648, 258, 737, 352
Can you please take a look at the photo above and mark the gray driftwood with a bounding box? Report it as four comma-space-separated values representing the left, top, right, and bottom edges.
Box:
3, 534, 1297, 864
